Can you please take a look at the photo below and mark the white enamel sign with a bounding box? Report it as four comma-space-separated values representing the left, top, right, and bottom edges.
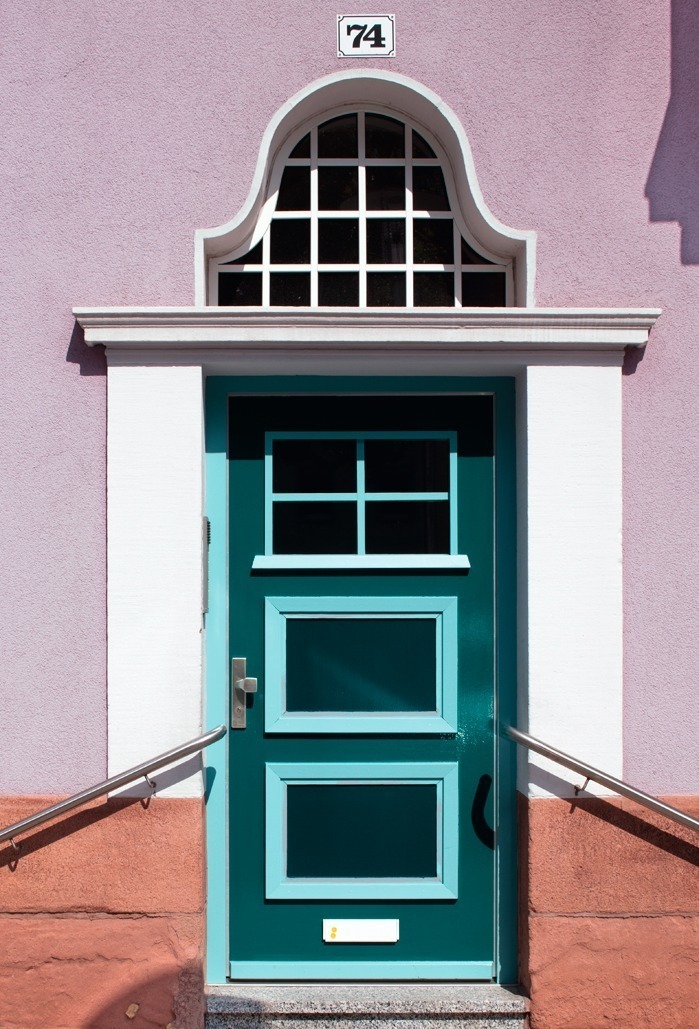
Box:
337, 15, 396, 58
323, 919, 400, 943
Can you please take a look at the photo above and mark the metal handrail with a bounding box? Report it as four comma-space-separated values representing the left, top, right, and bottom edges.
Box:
506, 725, 699, 834
0, 724, 227, 849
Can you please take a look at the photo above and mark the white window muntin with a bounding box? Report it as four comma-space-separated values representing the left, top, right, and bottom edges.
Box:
264, 429, 459, 556
208, 107, 513, 307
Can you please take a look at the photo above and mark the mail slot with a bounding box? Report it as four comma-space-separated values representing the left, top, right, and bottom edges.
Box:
323, 919, 400, 943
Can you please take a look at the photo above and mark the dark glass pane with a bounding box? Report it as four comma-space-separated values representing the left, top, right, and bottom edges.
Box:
273, 439, 356, 493
366, 166, 405, 210
289, 133, 310, 158
367, 219, 405, 263
367, 272, 406, 306
277, 166, 310, 210
366, 500, 450, 553
318, 167, 358, 210
365, 439, 450, 491
412, 130, 437, 158
223, 240, 262, 265
218, 273, 261, 306
412, 167, 450, 210
413, 220, 454, 264
286, 784, 437, 878
318, 219, 359, 263
286, 617, 436, 712
273, 501, 356, 553
462, 272, 507, 307
270, 219, 310, 264
462, 237, 493, 265
318, 114, 358, 158
365, 113, 405, 158
414, 272, 454, 306
319, 272, 359, 306
270, 273, 310, 306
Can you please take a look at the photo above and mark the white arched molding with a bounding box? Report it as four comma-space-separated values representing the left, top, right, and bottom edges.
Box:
194, 71, 536, 306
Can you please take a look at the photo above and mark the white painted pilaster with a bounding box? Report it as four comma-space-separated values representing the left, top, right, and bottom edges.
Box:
520, 364, 623, 797
107, 364, 204, 797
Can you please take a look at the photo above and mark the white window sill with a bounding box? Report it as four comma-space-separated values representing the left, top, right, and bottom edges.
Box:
251, 554, 470, 571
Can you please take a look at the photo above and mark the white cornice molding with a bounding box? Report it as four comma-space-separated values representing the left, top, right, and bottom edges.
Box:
74, 307, 661, 354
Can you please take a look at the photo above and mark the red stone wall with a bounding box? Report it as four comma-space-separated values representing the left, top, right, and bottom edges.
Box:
520, 793, 699, 1028
4, 791, 698, 1027
0, 796, 205, 1029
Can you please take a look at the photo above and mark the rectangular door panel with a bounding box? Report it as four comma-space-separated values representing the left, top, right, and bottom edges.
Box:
265, 596, 457, 733
265, 762, 458, 899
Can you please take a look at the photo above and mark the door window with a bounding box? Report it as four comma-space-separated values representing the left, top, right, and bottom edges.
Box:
266, 432, 457, 555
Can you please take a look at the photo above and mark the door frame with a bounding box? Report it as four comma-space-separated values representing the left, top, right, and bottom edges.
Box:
204, 375, 517, 984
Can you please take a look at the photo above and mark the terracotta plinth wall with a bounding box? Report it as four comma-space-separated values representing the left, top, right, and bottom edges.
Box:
0, 796, 205, 1029
520, 793, 699, 1029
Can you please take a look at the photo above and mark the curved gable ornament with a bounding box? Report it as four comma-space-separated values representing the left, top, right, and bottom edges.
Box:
194, 71, 536, 307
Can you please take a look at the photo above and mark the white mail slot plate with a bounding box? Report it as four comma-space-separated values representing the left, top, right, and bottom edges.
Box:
323, 918, 399, 943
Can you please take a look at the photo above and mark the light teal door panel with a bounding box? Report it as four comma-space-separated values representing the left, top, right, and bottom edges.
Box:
230, 960, 495, 980
226, 392, 503, 980
265, 762, 459, 900
264, 595, 458, 733
231, 960, 496, 980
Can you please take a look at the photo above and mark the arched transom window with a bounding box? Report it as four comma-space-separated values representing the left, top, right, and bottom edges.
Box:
211, 112, 512, 308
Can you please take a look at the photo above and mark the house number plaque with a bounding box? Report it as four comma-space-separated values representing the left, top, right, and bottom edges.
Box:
337, 15, 396, 58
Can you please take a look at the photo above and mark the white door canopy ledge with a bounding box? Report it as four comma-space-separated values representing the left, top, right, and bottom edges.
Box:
193, 71, 537, 306
74, 306, 661, 353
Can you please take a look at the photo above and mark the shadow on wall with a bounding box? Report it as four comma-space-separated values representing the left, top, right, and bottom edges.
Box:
576, 796, 699, 866
528, 766, 699, 868
66, 321, 106, 376
646, 0, 699, 264
0, 797, 146, 870
0, 756, 208, 870
84, 965, 204, 1029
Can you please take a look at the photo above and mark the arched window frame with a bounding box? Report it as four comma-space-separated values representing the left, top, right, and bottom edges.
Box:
207, 107, 513, 309
195, 71, 536, 307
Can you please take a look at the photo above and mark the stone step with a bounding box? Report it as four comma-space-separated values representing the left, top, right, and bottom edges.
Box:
205, 984, 529, 1028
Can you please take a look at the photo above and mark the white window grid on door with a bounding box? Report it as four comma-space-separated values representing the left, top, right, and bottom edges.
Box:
264, 430, 459, 557
210, 110, 512, 307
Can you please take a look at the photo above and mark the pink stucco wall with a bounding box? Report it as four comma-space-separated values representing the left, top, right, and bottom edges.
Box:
1, 1, 697, 792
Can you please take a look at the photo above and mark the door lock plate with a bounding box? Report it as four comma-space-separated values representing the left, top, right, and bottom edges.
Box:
232, 657, 257, 729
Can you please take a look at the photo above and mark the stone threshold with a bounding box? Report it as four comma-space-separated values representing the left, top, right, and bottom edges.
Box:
206, 983, 529, 1018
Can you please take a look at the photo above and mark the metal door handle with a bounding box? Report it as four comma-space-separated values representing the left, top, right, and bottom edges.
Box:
232, 657, 257, 729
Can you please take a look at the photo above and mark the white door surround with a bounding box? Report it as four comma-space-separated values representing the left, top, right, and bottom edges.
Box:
75, 305, 659, 804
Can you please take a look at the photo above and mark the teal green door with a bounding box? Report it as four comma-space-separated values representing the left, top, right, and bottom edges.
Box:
228, 393, 499, 980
